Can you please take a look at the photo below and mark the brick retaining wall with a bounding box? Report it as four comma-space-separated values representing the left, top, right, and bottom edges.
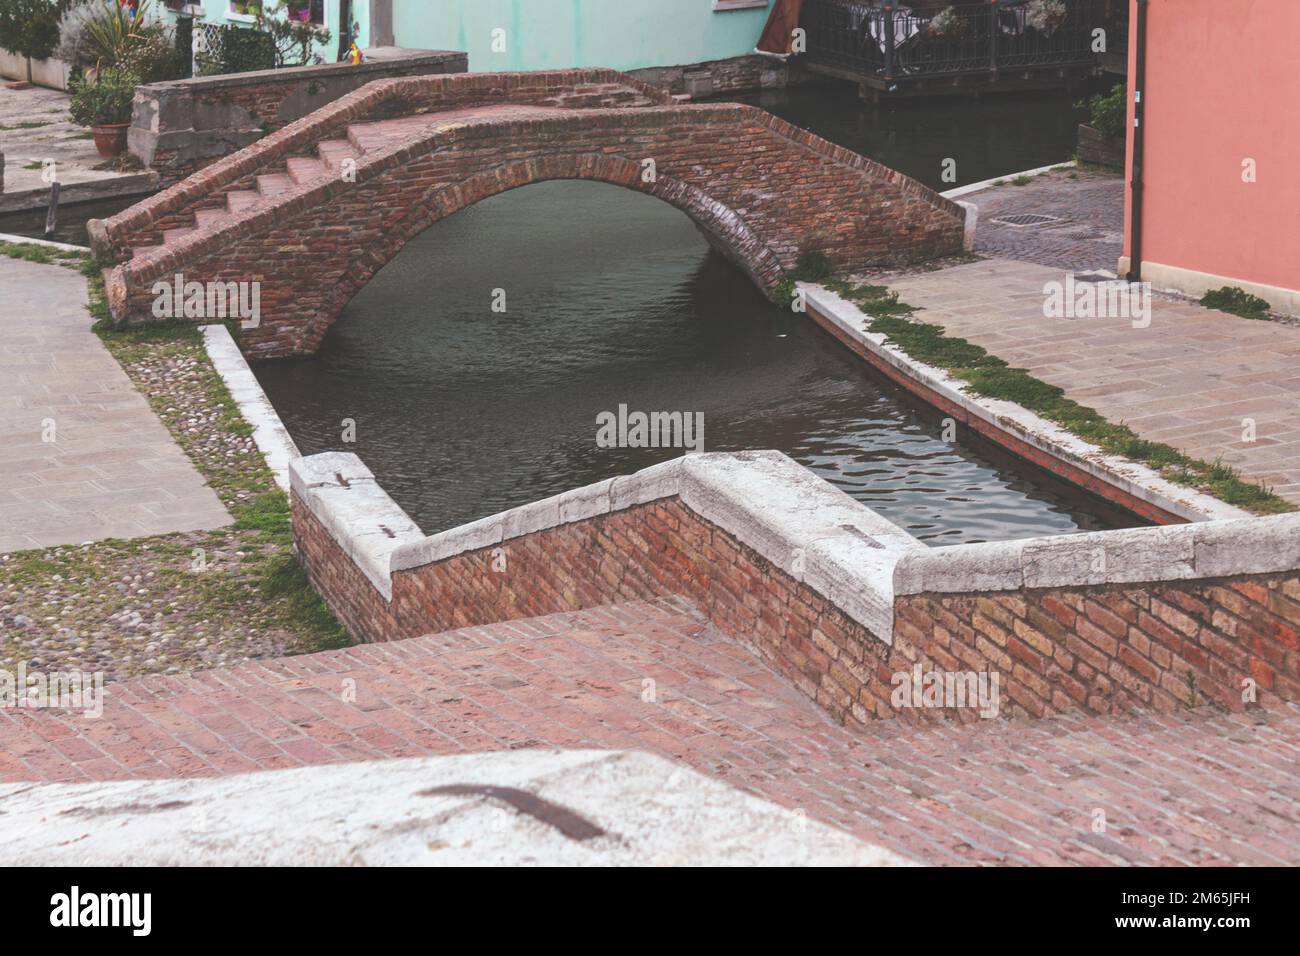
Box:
290, 451, 1300, 727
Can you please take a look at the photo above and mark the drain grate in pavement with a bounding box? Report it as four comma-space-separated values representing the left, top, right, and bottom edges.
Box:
989, 213, 1063, 227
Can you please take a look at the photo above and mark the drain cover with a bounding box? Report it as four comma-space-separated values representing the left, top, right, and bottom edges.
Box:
990, 213, 1062, 227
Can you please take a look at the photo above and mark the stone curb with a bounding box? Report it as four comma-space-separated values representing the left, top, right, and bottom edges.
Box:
202, 324, 300, 493
800, 282, 1249, 525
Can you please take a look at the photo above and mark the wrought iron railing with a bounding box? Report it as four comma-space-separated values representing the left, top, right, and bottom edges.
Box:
800, 0, 1108, 80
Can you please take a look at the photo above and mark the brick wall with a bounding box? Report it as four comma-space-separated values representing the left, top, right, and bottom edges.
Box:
292, 482, 1300, 728
128, 51, 469, 186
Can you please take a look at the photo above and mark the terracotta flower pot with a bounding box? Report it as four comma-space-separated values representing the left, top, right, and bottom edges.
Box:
91, 122, 130, 159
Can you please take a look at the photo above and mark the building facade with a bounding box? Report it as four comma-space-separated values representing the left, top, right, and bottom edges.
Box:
1122, 0, 1299, 313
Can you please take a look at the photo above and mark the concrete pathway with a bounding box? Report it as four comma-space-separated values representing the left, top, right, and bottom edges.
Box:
0, 256, 229, 551
869, 258, 1300, 504
0, 84, 136, 195
3, 597, 1295, 866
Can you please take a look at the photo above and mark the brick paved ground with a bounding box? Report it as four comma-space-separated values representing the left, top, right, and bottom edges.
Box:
3, 597, 1295, 865
867, 257, 1300, 504
970, 168, 1125, 273
0, 257, 229, 550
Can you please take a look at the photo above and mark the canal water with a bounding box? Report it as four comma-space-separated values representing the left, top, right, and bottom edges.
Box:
252, 177, 1141, 544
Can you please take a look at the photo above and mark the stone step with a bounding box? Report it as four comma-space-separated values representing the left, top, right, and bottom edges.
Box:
128, 244, 164, 260
255, 172, 294, 197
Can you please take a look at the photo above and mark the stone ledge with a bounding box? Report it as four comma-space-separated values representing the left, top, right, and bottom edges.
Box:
202, 323, 299, 492
2, 749, 911, 866
288, 454, 422, 600
895, 512, 1300, 595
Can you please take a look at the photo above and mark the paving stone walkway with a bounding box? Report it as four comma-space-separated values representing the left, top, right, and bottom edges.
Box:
867, 257, 1300, 504
970, 167, 1125, 272
3, 597, 1295, 866
0, 257, 229, 551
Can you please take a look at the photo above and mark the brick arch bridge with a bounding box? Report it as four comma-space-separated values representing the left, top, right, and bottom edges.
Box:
92, 69, 965, 358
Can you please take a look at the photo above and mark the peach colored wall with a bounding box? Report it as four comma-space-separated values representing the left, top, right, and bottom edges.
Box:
1125, 0, 1300, 292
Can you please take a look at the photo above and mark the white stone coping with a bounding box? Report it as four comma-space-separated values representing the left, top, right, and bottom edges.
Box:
0, 232, 89, 253
800, 283, 1250, 525
202, 324, 301, 493
940, 161, 1077, 200
895, 511, 1300, 595
289, 452, 423, 600
1, 749, 913, 866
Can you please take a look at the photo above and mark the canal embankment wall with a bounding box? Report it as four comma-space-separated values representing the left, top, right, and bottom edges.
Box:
289, 449, 1300, 727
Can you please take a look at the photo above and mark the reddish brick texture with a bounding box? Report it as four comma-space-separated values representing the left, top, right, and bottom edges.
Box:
97, 69, 964, 357
293, 493, 1300, 729
2, 597, 1294, 865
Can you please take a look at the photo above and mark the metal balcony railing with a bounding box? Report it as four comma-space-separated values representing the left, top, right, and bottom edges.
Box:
799, 0, 1112, 82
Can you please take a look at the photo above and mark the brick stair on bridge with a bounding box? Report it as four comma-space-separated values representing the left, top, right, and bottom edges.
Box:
122, 105, 563, 264
3, 597, 1296, 866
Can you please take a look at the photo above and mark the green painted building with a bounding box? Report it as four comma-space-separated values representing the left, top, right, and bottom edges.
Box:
384, 0, 772, 73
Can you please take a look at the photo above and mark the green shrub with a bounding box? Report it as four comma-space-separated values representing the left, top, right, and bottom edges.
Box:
69, 65, 139, 126
1200, 286, 1271, 320
791, 249, 833, 281
1080, 82, 1126, 140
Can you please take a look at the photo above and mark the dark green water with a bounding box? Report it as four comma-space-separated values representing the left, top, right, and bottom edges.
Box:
730, 84, 1095, 190
252, 178, 1141, 544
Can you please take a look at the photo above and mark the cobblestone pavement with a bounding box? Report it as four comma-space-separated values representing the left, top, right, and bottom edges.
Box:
3, 597, 1295, 866
970, 168, 1125, 273
0, 257, 229, 550
867, 257, 1300, 504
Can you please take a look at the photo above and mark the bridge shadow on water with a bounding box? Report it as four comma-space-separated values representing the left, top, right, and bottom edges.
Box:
251, 179, 1143, 545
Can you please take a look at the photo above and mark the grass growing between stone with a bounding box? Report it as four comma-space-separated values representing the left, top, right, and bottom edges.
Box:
826, 280, 1294, 516
0, 250, 349, 682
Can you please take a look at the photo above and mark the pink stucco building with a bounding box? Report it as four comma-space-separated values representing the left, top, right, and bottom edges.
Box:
1122, 0, 1300, 313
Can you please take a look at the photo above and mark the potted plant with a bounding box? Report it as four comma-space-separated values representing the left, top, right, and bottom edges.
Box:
1076, 82, 1126, 169
1025, 0, 1068, 35
69, 65, 139, 158
286, 0, 311, 23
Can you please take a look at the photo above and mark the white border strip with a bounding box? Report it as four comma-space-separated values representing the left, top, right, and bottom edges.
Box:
941, 161, 1077, 200
202, 324, 301, 492
801, 283, 1249, 524
0, 232, 89, 253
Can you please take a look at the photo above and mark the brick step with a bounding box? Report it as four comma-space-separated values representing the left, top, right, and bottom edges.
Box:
129, 244, 164, 260
255, 172, 294, 197
162, 225, 197, 244
285, 155, 330, 185
316, 137, 360, 173
193, 207, 233, 231
224, 189, 260, 213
